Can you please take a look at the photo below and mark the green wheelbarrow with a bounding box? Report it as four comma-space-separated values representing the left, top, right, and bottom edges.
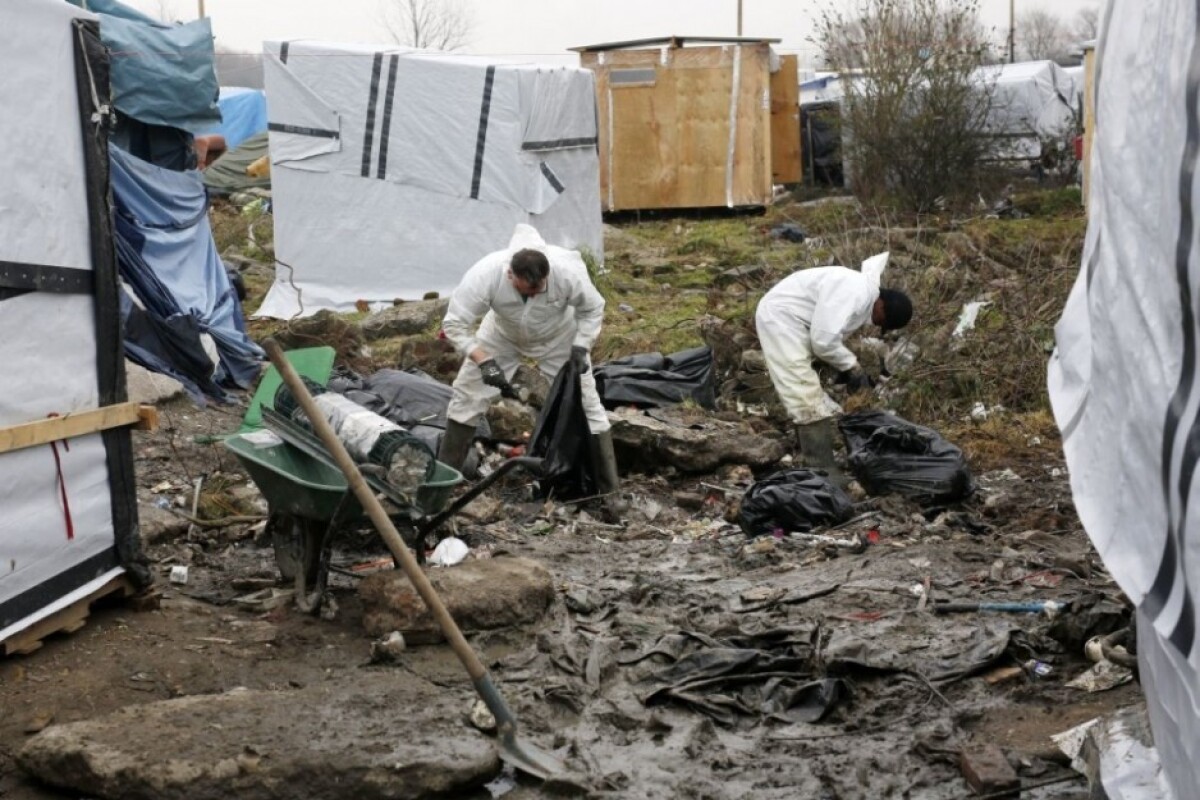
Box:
224, 426, 542, 612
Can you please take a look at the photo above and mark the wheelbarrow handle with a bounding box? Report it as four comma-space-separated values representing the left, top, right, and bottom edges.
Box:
416, 456, 544, 539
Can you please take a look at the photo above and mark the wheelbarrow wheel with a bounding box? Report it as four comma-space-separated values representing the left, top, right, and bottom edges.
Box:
269, 513, 324, 586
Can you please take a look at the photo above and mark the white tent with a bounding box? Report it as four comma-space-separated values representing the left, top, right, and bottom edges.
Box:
976, 60, 1081, 159
0, 0, 147, 646
257, 41, 604, 319
1049, 0, 1199, 796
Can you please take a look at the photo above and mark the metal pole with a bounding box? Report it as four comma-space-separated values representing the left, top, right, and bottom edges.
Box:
1008, 0, 1015, 63
737, 0, 743, 36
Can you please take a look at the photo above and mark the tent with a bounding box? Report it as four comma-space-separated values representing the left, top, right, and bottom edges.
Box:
256, 41, 603, 319
1049, 0, 1199, 795
975, 60, 1081, 160
0, 0, 149, 647
196, 87, 268, 151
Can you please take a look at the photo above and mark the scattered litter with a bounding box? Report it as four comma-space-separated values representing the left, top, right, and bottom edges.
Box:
369, 631, 407, 663
428, 536, 469, 567
768, 222, 807, 243
1065, 660, 1134, 693
1053, 707, 1173, 799
238, 429, 283, 448
469, 698, 497, 732
617, 303, 635, 314
1025, 659, 1054, 678
933, 600, 1067, 617
233, 588, 295, 611
169, 565, 189, 585
952, 300, 992, 338
788, 531, 866, 551
960, 743, 1020, 797
982, 665, 1025, 685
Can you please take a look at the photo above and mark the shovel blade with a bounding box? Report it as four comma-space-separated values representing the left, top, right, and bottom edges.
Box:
498, 731, 566, 780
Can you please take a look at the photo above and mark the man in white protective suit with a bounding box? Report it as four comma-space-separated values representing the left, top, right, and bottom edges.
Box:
755, 253, 912, 482
438, 224, 620, 499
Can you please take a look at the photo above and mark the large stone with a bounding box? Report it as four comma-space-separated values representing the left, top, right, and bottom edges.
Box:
610, 406, 787, 473
138, 502, 189, 545
360, 557, 554, 644
362, 298, 450, 341
511, 365, 551, 409
18, 674, 499, 800
397, 336, 461, 383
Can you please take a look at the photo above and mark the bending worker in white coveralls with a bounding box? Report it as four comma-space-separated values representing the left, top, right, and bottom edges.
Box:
755, 253, 913, 480
438, 224, 620, 498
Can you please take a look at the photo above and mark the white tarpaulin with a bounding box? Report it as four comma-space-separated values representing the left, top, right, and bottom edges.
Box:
1048, 0, 1199, 796
976, 60, 1081, 159
0, 0, 144, 644
257, 41, 603, 318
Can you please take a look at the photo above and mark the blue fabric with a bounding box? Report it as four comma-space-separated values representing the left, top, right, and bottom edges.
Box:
109, 145, 263, 393
67, 0, 219, 129
195, 88, 268, 149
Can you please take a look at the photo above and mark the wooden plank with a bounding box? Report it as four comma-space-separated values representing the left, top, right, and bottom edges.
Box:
730, 44, 774, 207
1083, 45, 1096, 208
673, 64, 733, 208
770, 54, 802, 185
2, 575, 133, 656
0, 402, 152, 455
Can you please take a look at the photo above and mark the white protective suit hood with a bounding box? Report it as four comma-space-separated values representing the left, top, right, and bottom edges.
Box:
756, 252, 889, 373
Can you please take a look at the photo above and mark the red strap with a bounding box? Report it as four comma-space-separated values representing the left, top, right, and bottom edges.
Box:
46, 414, 74, 541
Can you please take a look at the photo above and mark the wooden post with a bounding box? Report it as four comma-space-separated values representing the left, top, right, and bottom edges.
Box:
1008, 0, 1015, 63
198, 0, 206, 18
737, 0, 743, 36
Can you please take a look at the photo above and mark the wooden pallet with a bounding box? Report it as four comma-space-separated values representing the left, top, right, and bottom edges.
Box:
2, 575, 134, 656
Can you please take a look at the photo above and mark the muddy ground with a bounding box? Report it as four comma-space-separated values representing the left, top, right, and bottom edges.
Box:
0, 188, 1140, 798
0, 398, 1137, 799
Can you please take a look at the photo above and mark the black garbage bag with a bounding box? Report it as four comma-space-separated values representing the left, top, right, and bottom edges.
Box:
594, 346, 717, 410
839, 410, 974, 504
528, 359, 599, 500
738, 469, 854, 537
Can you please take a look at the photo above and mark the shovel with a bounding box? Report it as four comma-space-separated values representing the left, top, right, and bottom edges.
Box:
263, 339, 565, 781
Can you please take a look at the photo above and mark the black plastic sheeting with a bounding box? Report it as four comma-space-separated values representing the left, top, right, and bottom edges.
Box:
594, 346, 717, 410
622, 627, 848, 727
327, 368, 489, 454
839, 411, 975, 505
528, 360, 599, 500
738, 469, 855, 537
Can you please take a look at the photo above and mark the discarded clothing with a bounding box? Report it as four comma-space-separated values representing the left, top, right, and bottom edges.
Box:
593, 346, 717, 410
839, 410, 975, 504
738, 469, 854, 537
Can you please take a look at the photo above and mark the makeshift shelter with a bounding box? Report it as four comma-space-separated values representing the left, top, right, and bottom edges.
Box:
1, 0, 149, 650
256, 41, 604, 318
196, 87, 268, 151
975, 60, 1081, 161
573, 36, 801, 211
1049, 0, 1200, 795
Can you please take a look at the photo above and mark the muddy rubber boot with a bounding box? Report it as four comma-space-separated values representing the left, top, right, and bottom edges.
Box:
591, 430, 629, 518
437, 420, 476, 475
796, 418, 848, 489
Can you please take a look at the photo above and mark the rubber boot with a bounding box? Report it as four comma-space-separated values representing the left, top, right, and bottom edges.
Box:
437, 420, 476, 475
591, 430, 629, 517
796, 418, 848, 489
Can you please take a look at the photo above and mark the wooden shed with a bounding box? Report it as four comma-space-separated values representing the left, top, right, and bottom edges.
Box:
573, 36, 801, 212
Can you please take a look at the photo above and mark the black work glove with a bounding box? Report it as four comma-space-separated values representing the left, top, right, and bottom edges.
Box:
840, 368, 875, 393
570, 345, 590, 374
478, 359, 511, 392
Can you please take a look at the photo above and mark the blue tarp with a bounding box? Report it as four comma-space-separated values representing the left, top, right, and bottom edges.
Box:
67, 0, 219, 130
196, 87, 268, 150
109, 145, 263, 397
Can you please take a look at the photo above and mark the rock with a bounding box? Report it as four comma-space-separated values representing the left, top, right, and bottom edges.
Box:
486, 399, 536, 444
359, 557, 554, 644
361, 298, 449, 340
959, 744, 1019, 797
397, 336, 461, 383
138, 503, 188, 545
18, 675, 499, 800
468, 700, 496, 733
125, 362, 185, 405
739, 349, 767, 373
673, 491, 708, 511
715, 264, 767, 287
272, 310, 363, 360
511, 365, 551, 408
459, 494, 502, 524
610, 407, 787, 473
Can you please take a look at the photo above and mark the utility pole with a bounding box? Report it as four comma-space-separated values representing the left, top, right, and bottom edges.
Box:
1008, 0, 1015, 63
737, 0, 743, 36
198, 0, 206, 18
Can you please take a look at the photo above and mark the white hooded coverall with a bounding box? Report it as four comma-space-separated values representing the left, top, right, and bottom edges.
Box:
442, 224, 611, 433
754, 253, 889, 425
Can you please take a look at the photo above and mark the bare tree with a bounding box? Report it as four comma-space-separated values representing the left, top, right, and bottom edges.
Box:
1017, 8, 1069, 61
379, 0, 473, 51
153, 0, 180, 23
1072, 5, 1100, 42
815, 0, 997, 212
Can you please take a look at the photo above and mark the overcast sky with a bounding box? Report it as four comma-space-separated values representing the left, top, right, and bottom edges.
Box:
136, 0, 1104, 68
